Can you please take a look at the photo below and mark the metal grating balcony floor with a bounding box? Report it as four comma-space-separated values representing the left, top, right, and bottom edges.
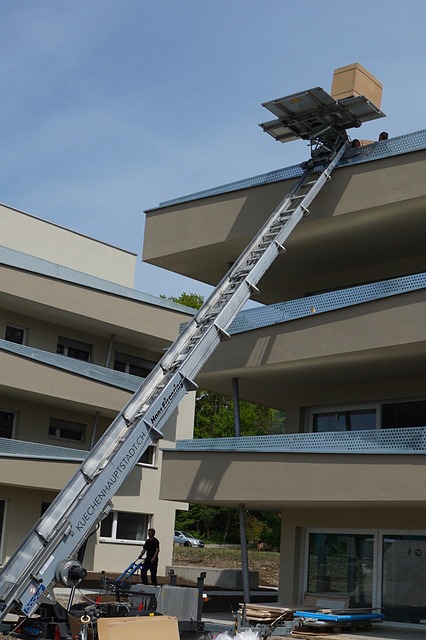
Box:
174, 426, 426, 455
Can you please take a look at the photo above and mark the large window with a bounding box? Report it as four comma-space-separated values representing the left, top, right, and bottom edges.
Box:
57, 337, 92, 362
48, 418, 86, 443
5, 325, 25, 345
381, 534, 426, 623
113, 352, 155, 378
100, 511, 149, 543
306, 530, 426, 623
307, 532, 373, 608
312, 408, 377, 432
382, 400, 426, 429
310, 399, 426, 433
0, 411, 15, 439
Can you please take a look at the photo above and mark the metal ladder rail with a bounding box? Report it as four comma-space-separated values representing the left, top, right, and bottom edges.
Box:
0, 142, 347, 620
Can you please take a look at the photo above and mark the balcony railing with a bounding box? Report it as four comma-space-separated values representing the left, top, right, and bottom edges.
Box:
0, 338, 142, 391
0, 245, 195, 316
229, 271, 426, 334
174, 426, 426, 455
0, 436, 86, 461
157, 129, 426, 209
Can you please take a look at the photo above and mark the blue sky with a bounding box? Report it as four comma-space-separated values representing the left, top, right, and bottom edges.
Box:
1, 0, 425, 299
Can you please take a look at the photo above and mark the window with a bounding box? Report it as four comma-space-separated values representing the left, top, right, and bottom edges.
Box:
48, 418, 85, 443
137, 444, 157, 467
381, 533, 426, 623
307, 532, 373, 608
100, 511, 149, 543
312, 408, 377, 432
57, 337, 92, 362
310, 399, 426, 433
5, 325, 25, 345
0, 411, 15, 439
113, 352, 155, 378
306, 528, 426, 624
381, 400, 426, 429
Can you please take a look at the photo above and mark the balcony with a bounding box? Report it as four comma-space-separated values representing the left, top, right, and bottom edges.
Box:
194, 272, 426, 408
0, 245, 194, 349
160, 427, 426, 511
0, 437, 84, 490
0, 339, 137, 412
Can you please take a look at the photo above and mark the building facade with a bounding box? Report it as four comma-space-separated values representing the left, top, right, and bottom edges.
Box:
144, 130, 426, 625
0, 204, 195, 576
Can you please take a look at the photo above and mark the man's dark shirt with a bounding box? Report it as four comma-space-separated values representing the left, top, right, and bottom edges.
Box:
144, 536, 159, 563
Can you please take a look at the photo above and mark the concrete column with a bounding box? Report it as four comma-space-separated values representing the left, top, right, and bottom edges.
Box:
278, 514, 303, 603
283, 401, 303, 434
232, 377, 250, 607
105, 333, 115, 367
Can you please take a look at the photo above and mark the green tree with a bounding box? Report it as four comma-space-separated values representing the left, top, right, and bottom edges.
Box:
195, 390, 285, 439
161, 292, 204, 310
175, 504, 217, 538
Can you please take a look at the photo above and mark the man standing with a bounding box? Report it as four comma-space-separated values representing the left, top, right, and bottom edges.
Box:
138, 528, 160, 585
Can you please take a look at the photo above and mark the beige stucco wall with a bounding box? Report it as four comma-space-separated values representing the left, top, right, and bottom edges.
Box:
160, 449, 426, 509
0, 203, 137, 287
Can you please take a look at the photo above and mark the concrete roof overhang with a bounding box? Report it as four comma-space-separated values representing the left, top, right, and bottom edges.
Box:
144, 144, 426, 304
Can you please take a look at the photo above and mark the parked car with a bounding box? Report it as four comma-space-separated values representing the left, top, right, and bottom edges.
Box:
174, 530, 204, 547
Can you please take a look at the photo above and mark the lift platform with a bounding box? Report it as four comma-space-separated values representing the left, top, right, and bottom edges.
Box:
260, 85, 385, 148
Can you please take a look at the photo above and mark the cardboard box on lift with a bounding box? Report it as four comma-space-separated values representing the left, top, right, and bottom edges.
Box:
97, 615, 180, 640
331, 62, 383, 109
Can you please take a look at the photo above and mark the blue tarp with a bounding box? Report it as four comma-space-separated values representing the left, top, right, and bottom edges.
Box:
294, 611, 384, 623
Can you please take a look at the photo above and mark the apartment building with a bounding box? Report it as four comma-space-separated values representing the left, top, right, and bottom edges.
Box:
143, 129, 426, 626
0, 203, 195, 576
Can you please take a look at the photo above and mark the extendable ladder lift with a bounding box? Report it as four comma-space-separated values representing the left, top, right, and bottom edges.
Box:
0, 85, 383, 622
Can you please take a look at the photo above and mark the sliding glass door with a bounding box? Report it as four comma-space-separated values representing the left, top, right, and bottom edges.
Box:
380, 534, 426, 624
307, 532, 373, 608
306, 530, 426, 624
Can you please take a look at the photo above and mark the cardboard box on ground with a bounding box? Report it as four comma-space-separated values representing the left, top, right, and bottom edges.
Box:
97, 615, 180, 640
